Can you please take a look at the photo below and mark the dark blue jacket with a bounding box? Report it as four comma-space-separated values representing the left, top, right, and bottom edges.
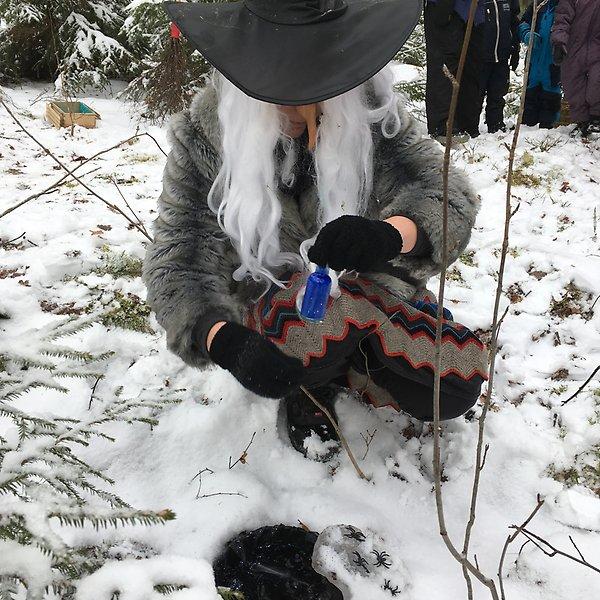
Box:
519, 0, 561, 92
482, 0, 520, 62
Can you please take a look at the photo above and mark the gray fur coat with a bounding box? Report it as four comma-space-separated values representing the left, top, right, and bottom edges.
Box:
143, 84, 479, 369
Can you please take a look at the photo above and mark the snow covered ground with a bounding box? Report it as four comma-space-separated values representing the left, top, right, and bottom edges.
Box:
1, 72, 599, 599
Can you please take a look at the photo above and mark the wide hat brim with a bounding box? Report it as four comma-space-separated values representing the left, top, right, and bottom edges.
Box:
163, 0, 422, 105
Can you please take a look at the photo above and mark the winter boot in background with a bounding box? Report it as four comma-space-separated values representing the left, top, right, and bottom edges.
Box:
586, 117, 600, 135
575, 121, 590, 137
285, 385, 341, 461
432, 129, 470, 146
487, 121, 507, 134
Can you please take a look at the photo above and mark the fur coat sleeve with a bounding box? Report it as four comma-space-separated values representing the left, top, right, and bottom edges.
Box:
372, 103, 479, 284
142, 109, 244, 369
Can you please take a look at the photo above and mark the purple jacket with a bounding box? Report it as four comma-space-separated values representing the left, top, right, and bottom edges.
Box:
551, 0, 600, 121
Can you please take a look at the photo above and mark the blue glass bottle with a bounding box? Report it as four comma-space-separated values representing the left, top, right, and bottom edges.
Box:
300, 266, 331, 323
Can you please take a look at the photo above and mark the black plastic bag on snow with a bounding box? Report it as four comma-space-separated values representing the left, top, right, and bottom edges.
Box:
213, 524, 343, 600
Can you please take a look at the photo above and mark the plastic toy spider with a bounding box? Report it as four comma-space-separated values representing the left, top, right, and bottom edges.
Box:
383, 579, 401, 596
343, 526, 366, 542
371, 549, 392, 569
352, 551, 370, 573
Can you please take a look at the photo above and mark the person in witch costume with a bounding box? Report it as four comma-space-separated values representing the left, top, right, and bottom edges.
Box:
144, 0, 488, 460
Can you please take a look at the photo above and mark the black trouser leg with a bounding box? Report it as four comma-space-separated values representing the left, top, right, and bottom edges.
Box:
425, 5, 451, 136
539, 89, 562, 128
456, 24, 484, 136
370, 369, 478, 422
478, 61, 493, 129
484, 60, 510, 130
522, 85, 542, 126
424, 5, 461, 136
425, 9, 484, 137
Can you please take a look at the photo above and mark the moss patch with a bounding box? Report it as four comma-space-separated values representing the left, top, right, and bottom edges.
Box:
447, 267, 465, 283
459, 250, 477, 267
127, 153, 159, 163
102, 292, 153, 333
548, 448, 600, 498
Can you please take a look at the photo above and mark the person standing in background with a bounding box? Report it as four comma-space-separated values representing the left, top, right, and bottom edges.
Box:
478, 0, 521, 133
518, 0, 561, 129
551, 0, 600, 137
424, 0, 486, 142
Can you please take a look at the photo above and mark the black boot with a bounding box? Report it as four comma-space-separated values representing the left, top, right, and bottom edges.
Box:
285, 385, 341, 461
487, 122, 506, 134
587, 117, 600, 134
573, 120, 590, 137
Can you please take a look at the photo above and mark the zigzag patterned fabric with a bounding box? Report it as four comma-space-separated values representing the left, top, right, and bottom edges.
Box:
246, 273, 488, 409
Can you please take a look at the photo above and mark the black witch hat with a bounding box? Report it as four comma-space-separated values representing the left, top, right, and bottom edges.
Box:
163, 0, 422, 105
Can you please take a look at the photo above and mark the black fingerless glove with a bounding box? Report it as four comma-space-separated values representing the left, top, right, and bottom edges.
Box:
307, 215, 403, 272
208, 322, 306, 398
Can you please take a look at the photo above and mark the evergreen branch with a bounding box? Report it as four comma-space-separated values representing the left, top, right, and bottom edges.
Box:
44, 316, 99, 341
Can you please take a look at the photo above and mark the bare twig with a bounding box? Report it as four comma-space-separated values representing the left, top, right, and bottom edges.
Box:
197, 492, 248, 500
6, 232, 26, 244
301, 385, 369, 480
2, 232, 39, 248
560, 364, 600, 405
480, 444, 490, 471
190, 467, 214, 499
0, 166, 100, 220
498, 495, 545, 600
140, 132, 168, 157
460, 2, 549, 596
490, 305, 511, 352
569, 536, 586, 563
431, 0, 502, 597
228, 432, 256, 469
110, 176, 151, 239
515, 528, 600, 574
297, 519, 311, 532
360, 429, 378, 461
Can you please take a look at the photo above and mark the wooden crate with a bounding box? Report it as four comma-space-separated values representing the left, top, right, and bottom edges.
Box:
46, 101, 101, 129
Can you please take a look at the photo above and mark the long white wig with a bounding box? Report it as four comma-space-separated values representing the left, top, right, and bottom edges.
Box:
207, 66, 401, 286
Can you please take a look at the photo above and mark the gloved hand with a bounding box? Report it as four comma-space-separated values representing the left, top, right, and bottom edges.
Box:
510, 46, 520, 72
308, 215, 403, 272
208, 322, 306, 398
552, 43, 567, 65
